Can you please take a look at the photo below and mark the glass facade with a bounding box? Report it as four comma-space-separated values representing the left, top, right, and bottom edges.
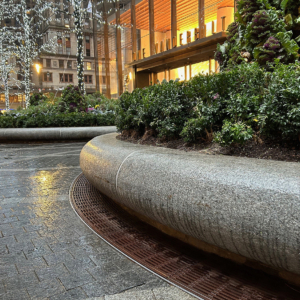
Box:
95, 0, 235, 98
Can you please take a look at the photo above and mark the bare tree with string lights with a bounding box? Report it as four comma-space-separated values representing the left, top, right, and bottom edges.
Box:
0, 0, 21, 110
12, 0, 57, 108
72, 0, 86, 95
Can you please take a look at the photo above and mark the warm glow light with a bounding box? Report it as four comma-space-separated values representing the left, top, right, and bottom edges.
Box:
35, 64, 41, 74
129, 72, 132, 80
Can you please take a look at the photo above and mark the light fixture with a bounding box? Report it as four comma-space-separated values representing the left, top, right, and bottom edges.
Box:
35, 64, 41, 74
129, 72, 132, 80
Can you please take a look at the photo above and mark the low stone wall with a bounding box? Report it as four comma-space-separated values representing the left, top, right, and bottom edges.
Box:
80, 133, 300, 279
0, 126, 117, 141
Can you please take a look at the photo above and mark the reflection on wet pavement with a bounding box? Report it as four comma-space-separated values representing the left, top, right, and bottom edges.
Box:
0, 142, 195, 300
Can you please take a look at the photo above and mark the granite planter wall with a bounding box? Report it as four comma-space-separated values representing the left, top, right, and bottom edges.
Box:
80, 133, 300, 279
0, 126, 117, 141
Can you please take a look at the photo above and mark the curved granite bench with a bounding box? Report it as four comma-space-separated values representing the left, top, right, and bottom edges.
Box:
0, 126, 117, 141
80, 133, 300, 282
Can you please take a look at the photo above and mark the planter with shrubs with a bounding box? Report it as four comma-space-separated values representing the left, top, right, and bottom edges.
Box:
0, 85, 117, 128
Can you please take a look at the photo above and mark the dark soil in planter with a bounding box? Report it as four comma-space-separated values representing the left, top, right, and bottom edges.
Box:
117, 130, 300, 163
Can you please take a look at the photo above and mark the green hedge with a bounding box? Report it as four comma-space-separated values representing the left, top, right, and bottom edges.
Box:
116, 62, 300, 146
0, 112, 115, 128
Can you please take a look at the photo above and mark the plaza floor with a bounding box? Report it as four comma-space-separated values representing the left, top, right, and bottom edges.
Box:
0, 142, 196, 300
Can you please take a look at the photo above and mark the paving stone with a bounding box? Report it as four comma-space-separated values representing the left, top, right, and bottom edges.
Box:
0, 236, 16, 246
0, 264, 18, 279
104, 288, 156, 300
0, 288, 30, 300
31, 236, 58, 247
152, 286, 197, 300
58, 270, 95, 290
0, 226, 26, 237
87, 265, 121, 281
35, 263, 70, 281
22, 244, 53, 259
49, 241, 77, 253
16, 257, 47, 274
111, 270, 145, 291
26, 278, 65, 300
43, 250, 74, 266
3, 271, 39, 292
81, 279, 120, 298
49, 287, 87, 300
63, 256, 97, 273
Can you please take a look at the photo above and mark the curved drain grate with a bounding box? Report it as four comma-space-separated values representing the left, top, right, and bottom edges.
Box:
70, 173, 298, 300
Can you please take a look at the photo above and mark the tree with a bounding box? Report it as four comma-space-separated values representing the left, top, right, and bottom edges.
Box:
0, 0, 20, 110
13, 0, 57, 108
72, 0, 86, 95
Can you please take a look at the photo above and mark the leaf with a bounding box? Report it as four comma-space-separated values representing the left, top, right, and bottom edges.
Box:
280, 0, 289, 12
284, 14, 293, 27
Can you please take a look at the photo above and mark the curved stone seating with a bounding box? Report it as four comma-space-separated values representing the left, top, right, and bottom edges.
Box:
80, 133, 300, 280
0, 126, 117, 141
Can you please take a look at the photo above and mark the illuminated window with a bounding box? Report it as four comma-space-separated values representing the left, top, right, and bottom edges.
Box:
86, 62, 91, 70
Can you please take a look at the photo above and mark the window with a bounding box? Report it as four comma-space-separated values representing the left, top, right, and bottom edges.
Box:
85, 36, 90, 57
67, 61, 72, 69
102, 76, 106, 84
84, 75, 92, 84
59, 60, 64, 68
86, 62, 91, 70
43, 72, 53, 82
65, 35, 71, 47
46, 59, 51, 68
59, 73, 73, 83
57, 32, 62, 45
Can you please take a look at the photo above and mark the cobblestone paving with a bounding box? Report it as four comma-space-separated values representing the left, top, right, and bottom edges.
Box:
0, 142, 196, 300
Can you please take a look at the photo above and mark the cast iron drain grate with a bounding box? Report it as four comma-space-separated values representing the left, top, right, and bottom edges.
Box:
70, 173, 299, 300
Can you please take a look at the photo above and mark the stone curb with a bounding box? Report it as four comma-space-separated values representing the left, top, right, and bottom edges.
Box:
0, 126, 117, 141
80, 133, 300, 276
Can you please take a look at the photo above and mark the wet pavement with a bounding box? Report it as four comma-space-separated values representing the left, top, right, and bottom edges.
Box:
0, 142, 196, 300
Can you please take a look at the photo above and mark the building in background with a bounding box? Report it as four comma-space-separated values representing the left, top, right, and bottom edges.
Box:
0, 0, 98, 109
33, 0, 98, 97
95, 0, 236, 99
0, 0, 236, 108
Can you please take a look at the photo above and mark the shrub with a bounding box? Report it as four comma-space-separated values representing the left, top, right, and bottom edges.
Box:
60, 85, 86, 112
29, 92, 48, 106
0, 112, 115, 128
213, 120, 254, 146
115, 62, 300, 145
116, 79, 196, 138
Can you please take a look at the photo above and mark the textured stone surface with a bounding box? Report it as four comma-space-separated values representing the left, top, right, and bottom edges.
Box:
80, 133, 300, 275
0, 126, 117, 141
0, 141, 196, 300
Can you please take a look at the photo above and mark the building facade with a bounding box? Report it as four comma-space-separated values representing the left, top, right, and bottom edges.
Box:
0, 0, 98, 109
0, 0, 236, 109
